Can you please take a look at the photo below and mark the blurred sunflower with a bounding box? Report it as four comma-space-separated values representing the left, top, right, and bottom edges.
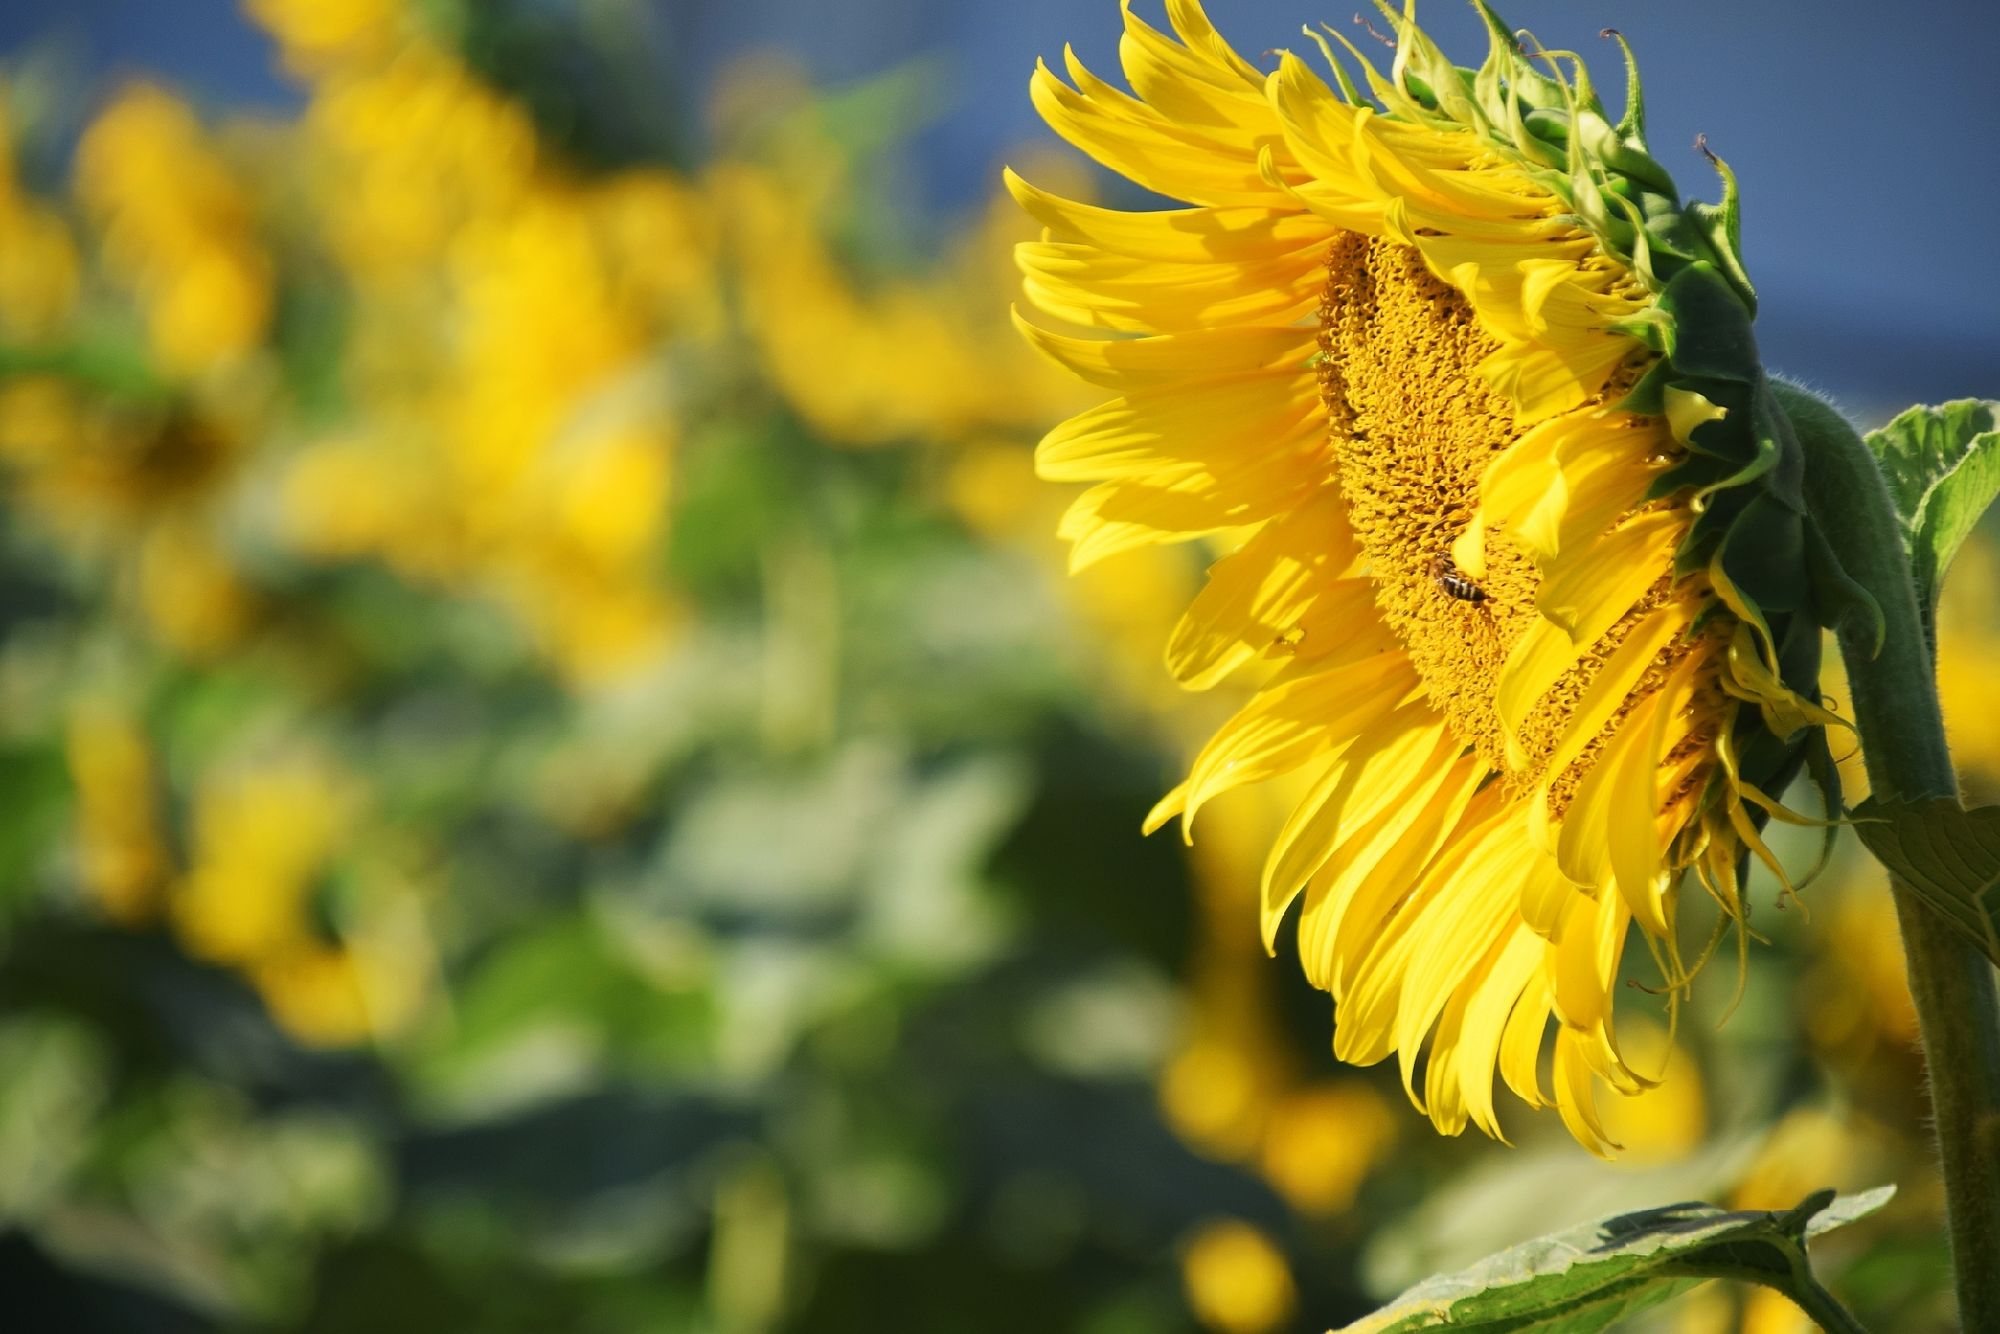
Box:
174, 754, 432, 1047
0, 82, 270, 660
1015, 1, 1856, 1152
254, 1, 700, 686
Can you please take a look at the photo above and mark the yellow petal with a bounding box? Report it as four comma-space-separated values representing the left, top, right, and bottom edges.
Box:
1167, 488, 1362, 689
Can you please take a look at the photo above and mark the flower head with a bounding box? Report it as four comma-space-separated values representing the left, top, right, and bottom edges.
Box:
1014, 0, 1857, 1152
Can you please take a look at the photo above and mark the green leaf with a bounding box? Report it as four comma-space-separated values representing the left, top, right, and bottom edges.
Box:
1862, 399, 2000, 615
1852, 795, 2000, 966
1339, 1186, 1892, 1334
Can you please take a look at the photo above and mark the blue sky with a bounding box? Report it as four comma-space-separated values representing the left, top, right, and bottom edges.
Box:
5, 0, 1995, 417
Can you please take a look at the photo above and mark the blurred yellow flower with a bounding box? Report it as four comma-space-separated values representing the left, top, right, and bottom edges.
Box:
66, 705, 169, 925
0, 376, 259, 666
173, 755, 428, 1046
1730, 1109, 1884, 1213
1179, 1218, 1297, 1334
295, 44, 538, 279
590, 169, 725, 342
721, 144, 1089, 449
0, 92, 80, 340
139, 518, 257, 661
242, 0, 402, 73
280, 431, 454, 577
1808, 539, 1997, 1079
253, 937, 429, 1051
1671, 1284, 1814, 1334
262, 20, 694, 687
176, 758, 355, 965
1826, 536, 2000, 803
0, 85, 271, 660
0, 373, 235, 522
75, 84, 272, 375
1162, 787, 1294, 1161
1934, 540, 2000, 797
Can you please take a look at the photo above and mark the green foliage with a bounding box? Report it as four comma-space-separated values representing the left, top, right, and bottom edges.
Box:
1863, 399, 2000, 621
1852, 796, 2000, 967
1342, 1187, 1891, 1334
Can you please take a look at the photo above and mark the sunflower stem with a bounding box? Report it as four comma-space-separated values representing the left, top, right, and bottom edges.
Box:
1779, 377, 2000, 1329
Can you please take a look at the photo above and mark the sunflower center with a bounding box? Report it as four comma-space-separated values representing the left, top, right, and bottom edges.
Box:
1315, 234, 1692, 802
1314, 234, 1543, 779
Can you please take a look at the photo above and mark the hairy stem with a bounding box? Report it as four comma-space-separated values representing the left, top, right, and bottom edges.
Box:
1779, 378, 2000, 1329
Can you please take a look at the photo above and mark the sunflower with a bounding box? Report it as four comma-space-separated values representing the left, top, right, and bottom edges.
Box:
1013, 0, 1861, 1153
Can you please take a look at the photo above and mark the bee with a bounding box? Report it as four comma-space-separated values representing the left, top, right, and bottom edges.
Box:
1431, 551, 1488, 604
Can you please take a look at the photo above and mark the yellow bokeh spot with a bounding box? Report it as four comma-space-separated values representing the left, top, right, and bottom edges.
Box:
1802, 884, 1918, 1062
1179, 1218, 1297, 1334
1161, 1039, 1269, 1163
253, 933, 428, 1049
1257, 1082, 1398, 1216
139, 519, 255, 659
252, 945, 377, 1048
173, 759, 354, 966
66, 705, 169, 925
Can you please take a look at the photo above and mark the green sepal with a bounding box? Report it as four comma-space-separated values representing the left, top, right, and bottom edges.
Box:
1798, 725, 1848, 885
1731, 713, 1805, 795
1714, 491, 1806, 615
1803, 724, 1846, 820
1750, 381, 1807, 509
1627, 188, 1707, 280
1803, 513, 1886, 656
1369, 9, 1755, 317
1521, 106, 1572, 155
1615, 359, 1674, 417
1647, 453, 1735, 508
1655, 263, 1758, 385
1464, 0, 1568, 110
1684, 136, 1756, 307
1601, 27, 1644, 139
1639, 280, 1872, 673
1606, 309, 1669, 355
1729, 728, 1814, 864
1573, 110, 1676, 197
1771, 600, 1828, 703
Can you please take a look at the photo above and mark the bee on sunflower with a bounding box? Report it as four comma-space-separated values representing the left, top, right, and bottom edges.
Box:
1012, 0, 1869, 1153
